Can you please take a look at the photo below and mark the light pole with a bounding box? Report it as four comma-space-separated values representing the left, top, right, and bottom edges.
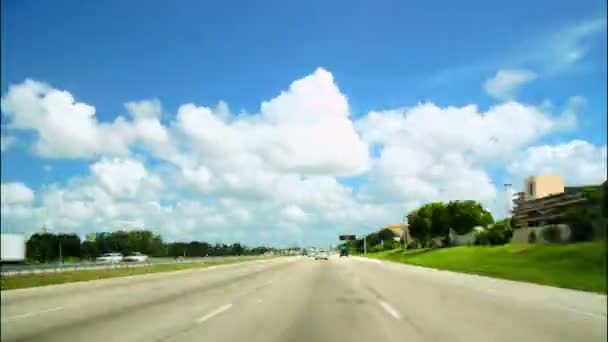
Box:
401, 215, 409, 249
58, 236, 63, 265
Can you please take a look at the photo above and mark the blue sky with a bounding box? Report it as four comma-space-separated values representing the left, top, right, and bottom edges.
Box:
1, 0, 606, 245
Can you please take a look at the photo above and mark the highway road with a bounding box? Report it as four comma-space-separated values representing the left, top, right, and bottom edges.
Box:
1, 255, 606, 342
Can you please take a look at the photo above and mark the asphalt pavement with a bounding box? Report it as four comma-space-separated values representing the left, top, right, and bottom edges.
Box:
1, 255, 606, 342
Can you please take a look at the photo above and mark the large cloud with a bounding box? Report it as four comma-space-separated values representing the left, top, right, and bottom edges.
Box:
355, 99, 584, 208
174, 68, 370, 178
1, 182, 35, 204
0, 68, 595, 244
508, 140, 607, 186
0, 81, 168, 158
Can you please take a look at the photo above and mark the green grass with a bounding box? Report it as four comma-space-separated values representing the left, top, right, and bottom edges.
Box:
365, 242, 607, 293
1, 256, 271, 290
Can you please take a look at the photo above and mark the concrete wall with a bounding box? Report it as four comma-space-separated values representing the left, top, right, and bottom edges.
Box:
511, 224, 571, 244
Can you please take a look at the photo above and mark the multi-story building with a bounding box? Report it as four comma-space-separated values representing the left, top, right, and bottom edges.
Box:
512, 175, 596, 229
383, 223, 411, 244
524, 174, 564, 199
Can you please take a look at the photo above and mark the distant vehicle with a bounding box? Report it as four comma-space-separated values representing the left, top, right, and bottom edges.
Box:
124, 252, 149, 263
340, 248, 349, 257
0, 233, 25, 263
96, 253, 124, 264
315, 250, 329, 260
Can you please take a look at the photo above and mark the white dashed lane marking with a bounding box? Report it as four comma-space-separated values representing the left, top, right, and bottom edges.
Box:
379, 300, 402, 320
196, 304, 233, 324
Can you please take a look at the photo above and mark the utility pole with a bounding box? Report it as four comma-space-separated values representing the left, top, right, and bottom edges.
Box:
401, 215, 408, 249
363, 235, 367, 254
504, 183, 513, 215
58, 236, 63, 265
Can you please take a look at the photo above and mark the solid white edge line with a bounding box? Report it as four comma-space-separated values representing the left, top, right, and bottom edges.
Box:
379, 300, 402, 320
196, 304, 233, 324
3, 306, 64, 321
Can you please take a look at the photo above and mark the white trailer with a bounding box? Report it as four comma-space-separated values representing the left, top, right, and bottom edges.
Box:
0, 233, 26, 263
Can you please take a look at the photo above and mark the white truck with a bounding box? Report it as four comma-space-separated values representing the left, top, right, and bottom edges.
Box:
0, 233, 26, 263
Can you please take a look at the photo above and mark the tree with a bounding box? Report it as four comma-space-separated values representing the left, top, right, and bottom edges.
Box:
57, 234, 81, 259
429, 202, 450, 238
407, 209, 432, 245
474, 221, 513, 245
446, 200, 494, 235
26, 233, 59, 263
563, 207, 595, 242
80, 240, 99, 259
541, 225, 562, 243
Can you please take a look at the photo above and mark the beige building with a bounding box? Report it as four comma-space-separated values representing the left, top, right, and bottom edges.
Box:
524, 175, 564, 200
513, 174, 591, 229
384, 224, 411, 244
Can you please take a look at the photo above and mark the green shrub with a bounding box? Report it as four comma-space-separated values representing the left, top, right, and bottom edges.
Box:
541, 225, 562, 243
474, 223, 513, 245
563, 207, 595, 242
528, 231, 537, 243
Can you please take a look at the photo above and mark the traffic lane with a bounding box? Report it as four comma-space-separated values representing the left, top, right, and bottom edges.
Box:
0, 257, 297, 342
349, 257, 607, 342
3, 259, 292, 342
1, 256, 281, 306
168, 255, 418, 342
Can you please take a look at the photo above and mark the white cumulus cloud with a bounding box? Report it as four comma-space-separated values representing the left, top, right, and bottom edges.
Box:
508, 140, 607, 186
1, 182, 35, 204
0, 81, 169, 159
0, 67, 597, 243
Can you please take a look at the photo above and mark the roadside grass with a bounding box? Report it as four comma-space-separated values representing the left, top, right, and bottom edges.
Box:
365, 242, 607, 293
1, 256, 271, 290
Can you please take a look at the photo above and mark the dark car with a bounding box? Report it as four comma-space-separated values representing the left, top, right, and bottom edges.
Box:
339, 248, 349, 257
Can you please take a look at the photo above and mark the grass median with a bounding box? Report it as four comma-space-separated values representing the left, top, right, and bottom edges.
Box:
1, 256, 273, 290
364, 241, 607, 293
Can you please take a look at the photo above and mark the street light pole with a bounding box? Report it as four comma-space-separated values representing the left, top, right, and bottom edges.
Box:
401, 215, 409, 249
58, 236, 63, 265
363, 235, 367, 254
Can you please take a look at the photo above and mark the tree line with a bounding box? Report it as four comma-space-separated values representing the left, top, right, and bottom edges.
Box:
342, 182, 607, 253
26, 230, 276, 263
341, 200, 499, 253
406, 200, 494, 246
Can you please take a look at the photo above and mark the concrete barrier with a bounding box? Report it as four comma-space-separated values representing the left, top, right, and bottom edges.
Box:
511, 224, 571, 244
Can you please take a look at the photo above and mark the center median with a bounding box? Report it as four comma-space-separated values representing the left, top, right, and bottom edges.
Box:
1, 256, 278, 291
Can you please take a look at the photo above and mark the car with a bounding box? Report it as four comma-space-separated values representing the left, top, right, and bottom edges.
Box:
314, 250, 329, 260
339, 248, 349, 257
96, 253, 123, 264
124, 252, 149, 263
